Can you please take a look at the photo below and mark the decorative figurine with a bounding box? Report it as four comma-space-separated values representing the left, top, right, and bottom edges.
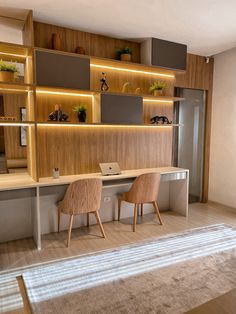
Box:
135, 87, 141, 94
48, 104, 69, 121
51, 33, 62, 51
100, 72, 109, 91
52, 167, 60, 179
75, 46, 86, 55
121, 82, 131, 93
150, 115, 172, 124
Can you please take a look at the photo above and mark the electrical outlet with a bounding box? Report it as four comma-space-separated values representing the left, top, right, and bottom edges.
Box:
103, 196, 111, 203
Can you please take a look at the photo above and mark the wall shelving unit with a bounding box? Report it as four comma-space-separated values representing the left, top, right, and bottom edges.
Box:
0, 11, 186, 182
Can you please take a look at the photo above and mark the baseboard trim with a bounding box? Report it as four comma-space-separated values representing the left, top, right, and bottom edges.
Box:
208, 200, 236, 213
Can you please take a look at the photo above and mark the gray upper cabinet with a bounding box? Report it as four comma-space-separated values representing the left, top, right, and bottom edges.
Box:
141, 38, 187, 71
101, 93, 143, 124
35, 50, 90, 90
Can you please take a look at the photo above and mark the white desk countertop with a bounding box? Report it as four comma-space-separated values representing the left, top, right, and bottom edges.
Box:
0, 167, 189, 191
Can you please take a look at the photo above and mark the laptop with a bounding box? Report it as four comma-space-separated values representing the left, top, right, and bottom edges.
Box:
99, 162, 121, 176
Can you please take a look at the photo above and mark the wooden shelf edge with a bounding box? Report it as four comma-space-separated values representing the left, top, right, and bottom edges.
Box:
0, 41, 32, 51
36, 122, 182, 127
0, 121, 35, 125
0, 82, 34, 93
35, 86, 184, 102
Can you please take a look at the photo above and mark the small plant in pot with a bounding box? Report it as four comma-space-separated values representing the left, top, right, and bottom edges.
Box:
0, 60, 18, 83
117, 47, 133, 62
73, 105, 87, 123
149, 81, 167, 96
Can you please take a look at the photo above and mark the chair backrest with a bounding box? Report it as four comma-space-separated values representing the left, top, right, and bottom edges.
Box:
125, 172, 161, 204
59, 178, 102, 215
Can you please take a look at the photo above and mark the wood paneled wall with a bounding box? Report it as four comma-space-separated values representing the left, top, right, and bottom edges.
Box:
33, 20, 214, 202
33, 21, 141, 63
33, 22, 176, 177
37, 126, 173, 177
175, 53, 214, 90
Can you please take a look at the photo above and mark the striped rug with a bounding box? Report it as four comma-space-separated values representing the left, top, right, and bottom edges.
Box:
22, 224, 236, 305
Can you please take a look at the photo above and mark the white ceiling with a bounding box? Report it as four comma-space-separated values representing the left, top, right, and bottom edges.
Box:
1, 0, 236, 56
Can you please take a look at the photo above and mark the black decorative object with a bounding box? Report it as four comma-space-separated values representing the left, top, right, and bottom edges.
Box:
150, 115, 172, 124
100, 72, 109, 91
73, 105, 87, 123
78, 111, 86, 122
48, 104, 69, 121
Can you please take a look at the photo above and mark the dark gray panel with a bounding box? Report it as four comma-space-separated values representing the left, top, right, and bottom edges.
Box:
35, 50, 90, 89
152, 38, 187, 70
101, 94, 143, 124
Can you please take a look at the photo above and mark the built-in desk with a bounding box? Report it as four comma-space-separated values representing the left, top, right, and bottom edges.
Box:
0, 167, 189, 250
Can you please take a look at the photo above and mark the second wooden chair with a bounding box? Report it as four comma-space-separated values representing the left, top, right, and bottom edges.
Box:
118, 172, 163, 231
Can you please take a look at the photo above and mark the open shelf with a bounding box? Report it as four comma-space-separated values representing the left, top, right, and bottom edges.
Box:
98, 91, 185, 103
0, 82, 34, 94
36, 86, 184, 102
36, 86, 95, 97
0, 121, 35, 126
0, 41, 32, 62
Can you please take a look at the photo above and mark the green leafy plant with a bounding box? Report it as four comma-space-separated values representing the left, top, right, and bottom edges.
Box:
0, 60, 18, 73
73, 105, 87, 113
117, 47, 133, 56
149, 81, 167, 93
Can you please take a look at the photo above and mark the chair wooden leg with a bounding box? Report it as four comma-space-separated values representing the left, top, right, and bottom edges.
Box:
118, 198, 122, 221
141, 203, 143, 216
153, 201, 163, 225
95, 211, 106, 238
133, 204, 137, 232
87, 213, 89, 227
67, 214, 74, 247
137, 204, 140, 216
57, 207, 61, 233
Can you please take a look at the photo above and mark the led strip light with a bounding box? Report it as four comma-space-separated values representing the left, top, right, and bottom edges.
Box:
90, 63, 175, 78
37, 123, 174, 128
36, 90, 93, 98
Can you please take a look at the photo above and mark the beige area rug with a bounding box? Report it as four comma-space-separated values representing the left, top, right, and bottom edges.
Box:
23, 224, 236, 314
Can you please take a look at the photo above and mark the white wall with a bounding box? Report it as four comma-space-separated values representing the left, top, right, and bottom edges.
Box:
209, 47, 236, 208
0, 24, 23, 44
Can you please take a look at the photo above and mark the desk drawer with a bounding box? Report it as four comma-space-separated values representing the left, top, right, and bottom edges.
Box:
161, 172, 187, 182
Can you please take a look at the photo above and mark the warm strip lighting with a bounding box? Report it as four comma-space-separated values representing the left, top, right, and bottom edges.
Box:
36, 90, 93, 98
37, 123, 173, 128
0, 122, 33, 126
0, 52, 27, 59
90, 63, 175, 78
0, 88, 29, 93
143, 98, 173, 104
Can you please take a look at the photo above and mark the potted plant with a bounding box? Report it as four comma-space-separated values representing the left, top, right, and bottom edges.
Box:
0, 61, 18, 83
149, 81, 167, 96
117, 47, 133, 62
73, 105, 87, 122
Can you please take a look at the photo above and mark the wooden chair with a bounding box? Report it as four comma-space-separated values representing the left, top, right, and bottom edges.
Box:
118, 172, 163, 232
58, 178, 106, 247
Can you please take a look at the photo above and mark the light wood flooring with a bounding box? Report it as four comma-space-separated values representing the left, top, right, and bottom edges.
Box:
1, 202, 236, 314
1, 202, 236, 271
